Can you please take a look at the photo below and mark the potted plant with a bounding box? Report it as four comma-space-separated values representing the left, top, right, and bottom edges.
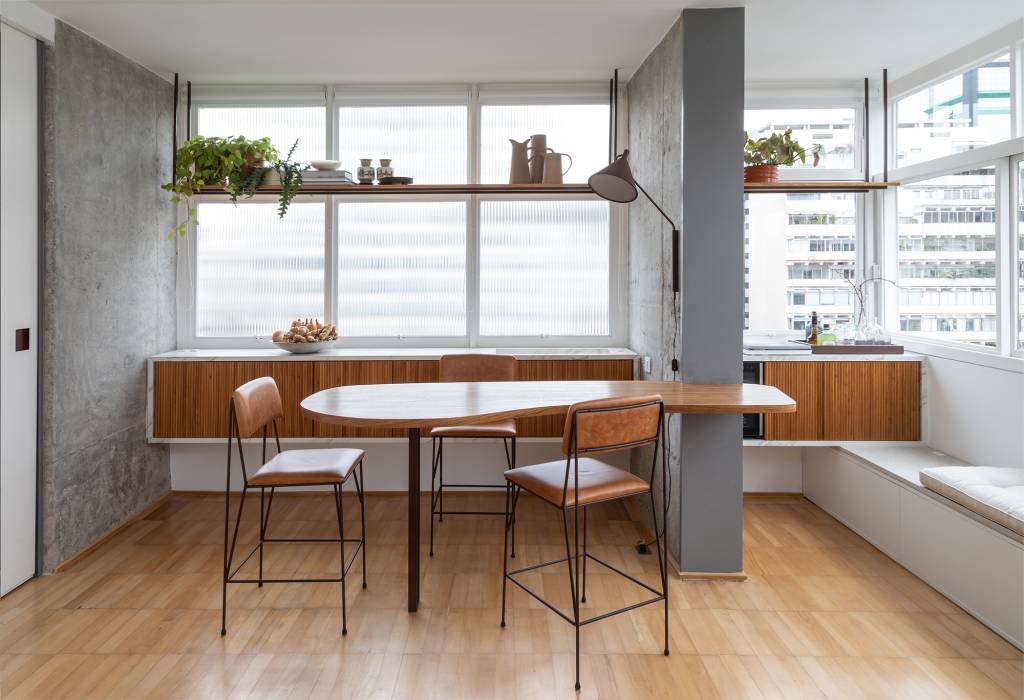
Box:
264, 140, 307, 219
162, 135, 281, 238
743, 129, 824, 183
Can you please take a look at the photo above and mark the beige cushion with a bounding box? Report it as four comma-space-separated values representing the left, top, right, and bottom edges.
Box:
920, 467, 1024, 536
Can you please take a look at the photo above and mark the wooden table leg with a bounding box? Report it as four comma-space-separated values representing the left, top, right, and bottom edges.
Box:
408, 427, 420, 612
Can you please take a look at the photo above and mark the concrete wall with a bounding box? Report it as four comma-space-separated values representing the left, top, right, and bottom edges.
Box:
39, 21, 176, 570
626, 17, 683, 559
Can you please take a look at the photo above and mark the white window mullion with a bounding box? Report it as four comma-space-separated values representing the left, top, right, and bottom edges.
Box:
325, 196, 338, 329
467, 194, 480, 348
995, 157, 1013, 354
468, 84, 480, 185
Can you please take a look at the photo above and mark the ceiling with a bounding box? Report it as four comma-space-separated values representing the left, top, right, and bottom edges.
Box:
31, 0, 1024, 85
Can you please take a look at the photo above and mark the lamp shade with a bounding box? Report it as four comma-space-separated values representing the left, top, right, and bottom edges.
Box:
588, 149, 638, 203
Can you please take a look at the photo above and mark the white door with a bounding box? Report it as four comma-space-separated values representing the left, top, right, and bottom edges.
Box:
0, 23, 39, 595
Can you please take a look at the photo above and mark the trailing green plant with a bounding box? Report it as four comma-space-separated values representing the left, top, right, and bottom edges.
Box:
162, 135, 277, 238
743, 129, 824, 167
273, 140, 307, 219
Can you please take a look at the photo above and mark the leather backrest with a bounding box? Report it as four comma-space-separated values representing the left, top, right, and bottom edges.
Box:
562, 394, 662, 456
231, 376, 284, 438
438, 353, 517, 382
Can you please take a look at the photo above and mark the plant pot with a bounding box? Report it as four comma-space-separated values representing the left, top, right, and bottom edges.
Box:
744, 164, 778, 183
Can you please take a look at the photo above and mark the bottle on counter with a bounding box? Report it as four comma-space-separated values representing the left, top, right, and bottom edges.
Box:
819, 323, 836, 345
806, 311, 819, 344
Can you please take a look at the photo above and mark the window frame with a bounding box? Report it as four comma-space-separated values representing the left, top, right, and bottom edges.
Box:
881, 25, 1024, 358
744, 83, 866, 181
179, 83, 624, 349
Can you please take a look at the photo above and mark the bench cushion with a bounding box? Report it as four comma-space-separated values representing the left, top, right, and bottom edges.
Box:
920, 467, 1024, 536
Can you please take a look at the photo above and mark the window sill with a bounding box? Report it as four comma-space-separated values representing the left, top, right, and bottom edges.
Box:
890, 333, 1024, 374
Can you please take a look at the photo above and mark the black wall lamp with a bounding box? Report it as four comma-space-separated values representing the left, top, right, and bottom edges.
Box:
589, 150, 680, 293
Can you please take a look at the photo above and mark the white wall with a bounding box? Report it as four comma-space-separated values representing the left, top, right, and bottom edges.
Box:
171, 439, 628, 492
743, 447, 803, 492
917, 351, 1024, 467
0, 22, 39, 595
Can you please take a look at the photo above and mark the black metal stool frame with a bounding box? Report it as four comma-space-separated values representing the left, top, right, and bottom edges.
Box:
429, 434, 517, 557
221, 400, 367, 637
499, 400, 669, 691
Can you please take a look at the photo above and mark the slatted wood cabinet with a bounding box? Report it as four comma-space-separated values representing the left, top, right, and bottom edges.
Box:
762, 360, 920, 441
152, 358, 634, 439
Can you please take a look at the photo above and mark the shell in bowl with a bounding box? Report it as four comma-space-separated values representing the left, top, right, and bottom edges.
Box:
273, 340, 337, 354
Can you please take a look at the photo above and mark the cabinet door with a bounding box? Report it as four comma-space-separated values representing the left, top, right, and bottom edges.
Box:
313, 361, 394, 438
823, 362, 920, 440
153, 362, 235, 438
763, 362, 824, 440
233, 362, 314, 438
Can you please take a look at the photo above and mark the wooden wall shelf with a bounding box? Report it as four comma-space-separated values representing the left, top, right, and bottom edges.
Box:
199, 183, 595, 196
744, 181, 898, 194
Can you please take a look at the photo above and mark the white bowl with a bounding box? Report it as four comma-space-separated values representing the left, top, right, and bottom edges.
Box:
273, 340, 337, 354
310, 160, 342, 171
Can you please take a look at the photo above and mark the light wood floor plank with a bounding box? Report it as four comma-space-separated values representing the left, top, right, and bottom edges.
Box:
0, 493, 1019, 699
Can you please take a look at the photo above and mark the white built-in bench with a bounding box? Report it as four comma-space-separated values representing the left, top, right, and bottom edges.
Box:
803, 444, 1024, 651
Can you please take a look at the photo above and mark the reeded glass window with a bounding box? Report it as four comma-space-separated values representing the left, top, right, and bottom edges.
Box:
195, 202, 325, 337
337, 201, 466, 337
196, 107, 325, 163
479, 200, 609, 336
479, 104, 610, 183
1017, 159, 1024, 350
338, 106, 467, 184
897, 167, 997, 347
895, 55, 1011, 167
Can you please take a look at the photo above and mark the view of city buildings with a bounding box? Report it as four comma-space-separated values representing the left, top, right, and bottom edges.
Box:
744, 54, 1011, 347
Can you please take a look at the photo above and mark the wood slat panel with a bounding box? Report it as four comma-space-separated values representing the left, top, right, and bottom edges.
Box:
763, 362, 824, 440
823, 362, 920, 440
151, 358, 636, 439
152, 361, 234, 438
313, 361, 394, 438
233, 362, 314, 438
515, 359, 634, 437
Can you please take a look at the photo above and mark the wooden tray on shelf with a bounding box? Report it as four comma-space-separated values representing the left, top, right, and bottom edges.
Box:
790, 340, 904, 355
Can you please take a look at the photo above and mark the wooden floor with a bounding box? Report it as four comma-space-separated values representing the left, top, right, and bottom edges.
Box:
0, 491, 1020, 699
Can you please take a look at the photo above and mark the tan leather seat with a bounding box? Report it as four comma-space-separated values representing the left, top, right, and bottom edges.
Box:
249, 447, 364, 487
505, 457, 650, 507
430, 419, 517, 438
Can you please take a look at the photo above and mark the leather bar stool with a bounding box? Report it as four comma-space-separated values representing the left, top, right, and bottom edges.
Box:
221, 377, 367, 636
429, 353, 518, 557
500, 395, 669, 691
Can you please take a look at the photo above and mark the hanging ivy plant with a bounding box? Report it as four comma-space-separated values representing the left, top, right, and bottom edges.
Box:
273, 140, 306, 220
162, 135, 278, 239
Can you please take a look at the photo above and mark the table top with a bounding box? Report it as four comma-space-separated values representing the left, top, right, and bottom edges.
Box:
300, 380, 796, 429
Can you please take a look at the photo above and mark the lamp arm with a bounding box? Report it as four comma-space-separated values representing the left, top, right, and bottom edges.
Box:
633, 180, 678, 231
631, 179, 680, 295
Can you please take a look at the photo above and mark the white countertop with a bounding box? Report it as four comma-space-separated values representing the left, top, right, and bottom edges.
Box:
743, 351, 923, 362
151, 347, 638, 362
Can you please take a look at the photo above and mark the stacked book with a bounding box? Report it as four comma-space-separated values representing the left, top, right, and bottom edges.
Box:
302, 169, 356, 184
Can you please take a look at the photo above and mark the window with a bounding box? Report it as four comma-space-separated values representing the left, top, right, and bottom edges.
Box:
185, 84, 619, 346
337, 105, 467, 184
196, 106, 325, 163
337, 201, 466, 337
744, 192, 858, 331
479, 200, 609, 336
743, 108, 857, 170
194, 202, 325, 337
479, 104, 609, 183
895, 54, 1011, 167
897, 167, 997, 347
